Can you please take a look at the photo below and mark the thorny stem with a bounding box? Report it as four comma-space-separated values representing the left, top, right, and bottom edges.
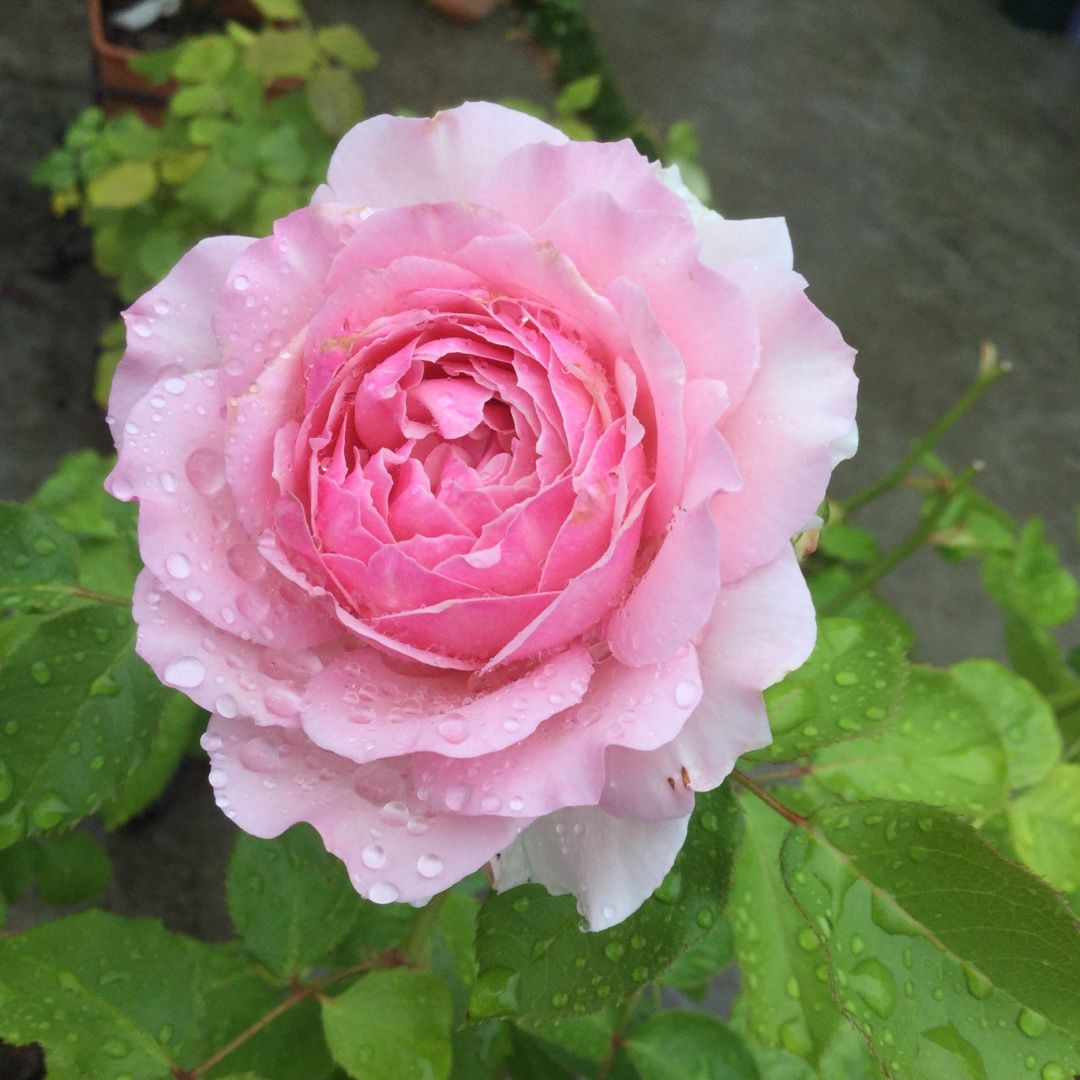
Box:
730, 769, 807, 828
175, 954, 401, 1080
840, 343, 1009, 515
821, 462, 983, 618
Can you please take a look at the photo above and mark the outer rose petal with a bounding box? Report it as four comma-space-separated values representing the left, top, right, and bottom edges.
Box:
107, 235, 254, 444
713, 262, 858, 582
601, 547, 815, 820
314, 102, 567, 210
203, 713, 526, 905
412, 646, 702, 818
493, 806, 690, 932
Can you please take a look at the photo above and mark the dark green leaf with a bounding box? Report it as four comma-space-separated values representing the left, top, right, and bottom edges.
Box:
101, 693, 201, 829
817, 520, 880, 565
178, 156, 257, 223
781, 800, 1080, 1078
0, 911, 316, 1079
322, 968, 452, 1080
0, 604, 173, 845
807, 566, 915, 650
472, 784, 742, 1021
658, 915, 734, 997
128, 44, 182, 83
257, 125, 310, 184
625, 1013, 761, 1080
0, 504, 81, 615
753, 617, 908, 762
226, 824, 360, 976
1005, 615, 1075, 696
34, 830, 112, 905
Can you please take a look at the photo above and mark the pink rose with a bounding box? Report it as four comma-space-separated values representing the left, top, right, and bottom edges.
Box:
106, 103, 856, 928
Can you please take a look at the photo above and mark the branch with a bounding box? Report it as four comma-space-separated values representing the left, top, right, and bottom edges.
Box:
821, 462, 983, 617
730, 769, 807, 828
841, 343, 1008, 515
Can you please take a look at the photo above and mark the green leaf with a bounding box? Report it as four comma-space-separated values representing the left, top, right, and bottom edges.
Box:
811, 667, 1009, 818
780, 800, 1080, 1079
1005, 615, 1076, 696
316, 25, 378, 71
752, 617, 908, 762
226, 824, 359, 976
0, 504, 81, 615
472, 784, 742, 1021
102, 113, 162, 160
101, 692, 201, 829
983, 518, 1079, 627
257, 125, 310, 184
658, 915, 734, 998
178, 156, 257, 223
949, 659, 1061, 789
322, 968, 452, 1080
95, 317, 128, 409
252, 185, 306, 236
817, 520, 880, 565
730, 792, 846, 1064
250, 0, 304, 18
171, 83, 229, 117
128, 43, 183, 83
86, 160, 157, 209
306, 67, 365, 138
517, 1008, 619, 1068
933, 487, 1017, 558
625, 1013, 760, 1080
0, 910, 322, 1080
1008, 764, 1080, 894
0, 840, 39, 904
246, 28, 319, 84
554, 73, 602, 115
174, 35, 237, 83
135, 225, 189, 283
807, 566, 915, 650
34, 830, 112, 905
665, 119, 701, 163
0, 603, 172, 845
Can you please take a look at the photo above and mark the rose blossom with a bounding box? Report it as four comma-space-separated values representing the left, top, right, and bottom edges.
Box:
106, 103, 856, 929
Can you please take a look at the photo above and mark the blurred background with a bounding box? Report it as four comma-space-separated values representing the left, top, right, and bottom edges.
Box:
1, 0, 1077, 941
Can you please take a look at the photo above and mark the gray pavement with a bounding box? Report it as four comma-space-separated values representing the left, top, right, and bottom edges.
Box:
2, 0, 1078, 942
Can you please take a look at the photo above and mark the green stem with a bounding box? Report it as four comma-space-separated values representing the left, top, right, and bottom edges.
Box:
730, 769, 807, 828
178, 956, 396, 1080
1048, 682, 1080, 717
841, 344, 1008, 515
821, 463, 983, 618
72, 586, 130, 606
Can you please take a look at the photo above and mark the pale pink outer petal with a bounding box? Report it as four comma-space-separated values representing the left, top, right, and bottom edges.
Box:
299, 644, 593, 764
108, 235, 253, 443
492, 806, 691, 931
656, 162, 794, 271
132, 570, 315, 729
315, 102, 567, 210
713, 262, 858, 582
412, 646, 701, 818
202, 713, 526, 905
601, 547, 815, 820
478, 138, 690, 230
106, 368, 335, 647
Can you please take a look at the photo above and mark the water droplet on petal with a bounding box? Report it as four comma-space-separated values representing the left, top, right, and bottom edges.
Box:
380, 801, 409, 827
361, 844, 387, 869
417, 853, 443, 878
437, 715, 469, 744
185, 449, 226, 495
165, 553, 192, 580
240, 737, 280, 773
368, 881, 399, 904
674, 680, 698, 708
207, 768, 228, 788
164, 656, 205, 688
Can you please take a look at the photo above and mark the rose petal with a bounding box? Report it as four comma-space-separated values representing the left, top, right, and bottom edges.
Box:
412, 646, 701, 817
601, 547, 815, 819
300, 642, 593, 763
316, 102, 567, 210
202, 712, 525, 905
493, 806, 690, 931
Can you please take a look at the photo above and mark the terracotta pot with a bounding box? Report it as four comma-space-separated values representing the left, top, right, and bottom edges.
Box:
87, 0, 265, 122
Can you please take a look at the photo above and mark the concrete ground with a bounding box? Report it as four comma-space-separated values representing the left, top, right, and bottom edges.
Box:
1, 0, 1078, 945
